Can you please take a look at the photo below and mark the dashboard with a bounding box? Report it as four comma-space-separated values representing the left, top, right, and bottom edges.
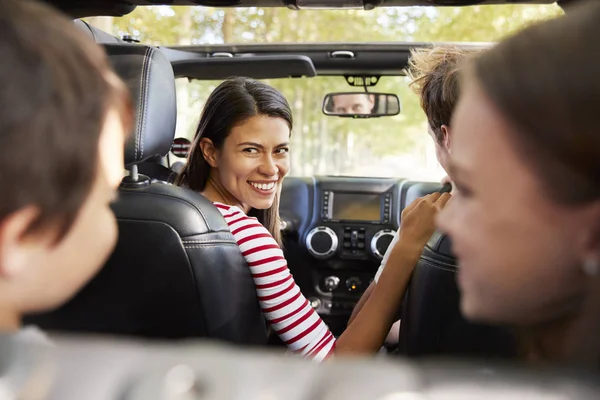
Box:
279, 176, 442, 335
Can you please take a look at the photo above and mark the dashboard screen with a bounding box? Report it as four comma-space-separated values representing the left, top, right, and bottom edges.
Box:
331, 192, 382, 222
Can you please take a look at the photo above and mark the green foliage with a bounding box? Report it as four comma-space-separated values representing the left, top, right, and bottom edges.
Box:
86, 4, 562, 179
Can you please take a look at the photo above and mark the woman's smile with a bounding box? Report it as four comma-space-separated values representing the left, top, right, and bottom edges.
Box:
248, 180, 277, 195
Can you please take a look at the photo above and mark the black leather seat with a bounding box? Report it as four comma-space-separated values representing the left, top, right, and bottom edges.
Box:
25, 44, 267, 345
397, 182, 517, 359
76, 20, 177, 183
74, 19, 121, 44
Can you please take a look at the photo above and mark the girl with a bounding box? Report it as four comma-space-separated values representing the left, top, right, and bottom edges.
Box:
438, 1, 600, 365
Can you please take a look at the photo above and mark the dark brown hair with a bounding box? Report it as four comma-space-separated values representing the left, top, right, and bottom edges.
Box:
470, 1, 600, 364
0, 0, 131, 242
472, 10, 599, 207
406, 46, 479, 145
175, 77, 292, 246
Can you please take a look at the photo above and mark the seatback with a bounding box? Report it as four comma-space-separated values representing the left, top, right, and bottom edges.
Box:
397, 182, 516, 359
74, 19, 121, 44
25, 44, 267, 345
75, 20, 177, 183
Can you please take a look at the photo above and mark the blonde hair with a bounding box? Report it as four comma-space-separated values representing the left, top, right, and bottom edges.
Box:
405, 46, 480, 144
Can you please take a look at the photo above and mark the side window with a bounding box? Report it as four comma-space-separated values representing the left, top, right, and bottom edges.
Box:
171, 79, 220, 167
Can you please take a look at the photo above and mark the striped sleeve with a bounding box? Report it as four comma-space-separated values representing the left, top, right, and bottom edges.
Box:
215, 202, 336, 361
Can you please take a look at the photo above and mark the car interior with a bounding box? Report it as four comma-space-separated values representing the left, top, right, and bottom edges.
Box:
26, 0, 571, 353
25, 42, 268, 345
13, 0, 598, 397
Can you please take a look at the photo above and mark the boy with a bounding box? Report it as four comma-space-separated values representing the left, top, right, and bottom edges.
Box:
0, 0, 131, 332
349, 46, 479, 341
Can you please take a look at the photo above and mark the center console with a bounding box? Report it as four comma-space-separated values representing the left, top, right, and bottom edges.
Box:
298, 178, 400, 331
306, 186, 397, 262
279, 177, 443, 336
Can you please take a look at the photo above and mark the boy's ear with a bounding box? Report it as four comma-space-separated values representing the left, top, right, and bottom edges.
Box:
441, 125, 452, 155
0, 206, 45, 279
200, 138, 219, 168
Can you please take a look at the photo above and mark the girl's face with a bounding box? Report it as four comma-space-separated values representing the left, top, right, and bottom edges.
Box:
437, 80, 598, 326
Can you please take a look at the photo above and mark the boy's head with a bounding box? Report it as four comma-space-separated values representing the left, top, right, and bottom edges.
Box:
406, 46, 479, 175
0, 0, 131, 328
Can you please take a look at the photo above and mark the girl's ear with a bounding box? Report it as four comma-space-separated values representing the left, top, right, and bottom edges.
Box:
199, 138, 219, 168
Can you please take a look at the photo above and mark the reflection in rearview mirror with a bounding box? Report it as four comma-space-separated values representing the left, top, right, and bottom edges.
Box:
323, 92, 400, 118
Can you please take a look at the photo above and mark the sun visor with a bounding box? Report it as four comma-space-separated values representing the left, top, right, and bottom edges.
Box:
165, 51, 317, 80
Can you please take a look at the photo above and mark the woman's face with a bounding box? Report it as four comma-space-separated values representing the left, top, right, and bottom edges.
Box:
437, 79, 595, 326
211, 115, 290, 212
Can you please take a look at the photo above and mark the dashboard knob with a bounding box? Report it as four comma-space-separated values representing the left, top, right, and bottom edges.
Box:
306, 226, 338, 259
308, 297, 322, 310
323, 276, 340, 292
371, 229, 397, 259
346, 277, 362, 292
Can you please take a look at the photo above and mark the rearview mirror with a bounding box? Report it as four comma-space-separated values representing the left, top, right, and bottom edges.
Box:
323, 92, 400, 118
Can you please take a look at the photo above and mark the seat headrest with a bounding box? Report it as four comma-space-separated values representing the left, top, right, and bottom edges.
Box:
426, 230, 455, 259
402, 181, 455, 258
74, 20, 121, 44
403, 181, 443, 209
105, 44, 177, 166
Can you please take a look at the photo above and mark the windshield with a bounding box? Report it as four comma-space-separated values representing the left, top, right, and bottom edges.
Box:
87, 4, 562, 180
175, 76, 444, 180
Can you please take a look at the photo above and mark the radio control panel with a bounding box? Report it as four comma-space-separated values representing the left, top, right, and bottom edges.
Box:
307, 186, 397, 261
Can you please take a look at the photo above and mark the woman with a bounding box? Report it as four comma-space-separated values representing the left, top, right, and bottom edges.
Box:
176, 77, 450, 360
437, 1, 600, 365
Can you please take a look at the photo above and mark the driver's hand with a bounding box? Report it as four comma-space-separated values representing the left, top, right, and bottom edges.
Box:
398, 192, 451, 248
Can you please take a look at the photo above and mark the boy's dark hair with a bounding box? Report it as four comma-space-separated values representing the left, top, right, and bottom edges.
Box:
406, 46, 479, 145
0, 0, 130, 240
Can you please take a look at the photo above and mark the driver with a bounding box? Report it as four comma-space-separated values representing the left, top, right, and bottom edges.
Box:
348, 46, 480, 342
331, 93, 375, 114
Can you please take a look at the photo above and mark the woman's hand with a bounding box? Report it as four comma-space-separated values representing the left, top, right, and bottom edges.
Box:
398, 192, 452, 249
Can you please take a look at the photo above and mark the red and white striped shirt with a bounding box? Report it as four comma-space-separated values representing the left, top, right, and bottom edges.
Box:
215, 202, 335, 361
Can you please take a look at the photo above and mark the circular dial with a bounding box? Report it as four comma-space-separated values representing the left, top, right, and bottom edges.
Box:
346, 277, 362, 292
306, 226, 338, 259
323, 276, 340, 292
371, 229, 397, 259
308, 297, 322, 310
